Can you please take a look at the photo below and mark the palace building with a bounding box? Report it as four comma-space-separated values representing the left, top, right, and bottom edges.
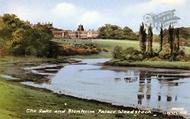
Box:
50, 24, 99, 39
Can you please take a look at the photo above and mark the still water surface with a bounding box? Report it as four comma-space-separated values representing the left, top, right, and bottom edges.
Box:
22, 58, 190, 116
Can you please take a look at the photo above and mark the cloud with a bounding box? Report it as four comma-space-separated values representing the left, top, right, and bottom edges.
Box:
0, 0, 189, 31
52, 2, 77, 17
51, 2, 105, 29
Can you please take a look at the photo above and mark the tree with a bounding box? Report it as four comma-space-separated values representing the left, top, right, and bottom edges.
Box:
147, 25, 153, 55
139, 23, 147, 55
98, 24, 137, 40
0, 14, 59, 57
158, 25, 164, 54
176, 28, 180, 53
168, 25, 175, 60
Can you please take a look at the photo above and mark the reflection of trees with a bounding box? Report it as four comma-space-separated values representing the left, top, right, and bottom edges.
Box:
158, 76, 179, 103
137, 70, 179, 106
137, 71, 152, 105
114, 70, 139, 83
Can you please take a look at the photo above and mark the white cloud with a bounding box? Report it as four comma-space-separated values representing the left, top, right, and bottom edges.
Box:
52, 2, 77, 17
51, 2, 105, 29
0, 0, 189, 31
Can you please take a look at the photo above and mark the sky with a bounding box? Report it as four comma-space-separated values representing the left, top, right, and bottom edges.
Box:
0, 0, 189, 32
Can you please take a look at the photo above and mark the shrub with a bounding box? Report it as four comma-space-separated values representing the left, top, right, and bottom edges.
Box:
159, 43, 171, 59
112, 46, 123, 59
122, 47, 143, 61
147, 57, 162, 61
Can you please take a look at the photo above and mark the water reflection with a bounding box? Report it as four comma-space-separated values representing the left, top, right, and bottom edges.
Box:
137, 71, 152, 105
136, 71, 182, 105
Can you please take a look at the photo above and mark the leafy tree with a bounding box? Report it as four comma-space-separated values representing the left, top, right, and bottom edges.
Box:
0, 14, 59, 57
98, 24, 137, 40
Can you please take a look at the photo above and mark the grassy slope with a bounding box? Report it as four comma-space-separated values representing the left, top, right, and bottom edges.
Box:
55, 39, 190, 57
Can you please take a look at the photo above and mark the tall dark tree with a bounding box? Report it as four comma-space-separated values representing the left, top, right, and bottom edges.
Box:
158, 25, 164, 54
147, 25, 153, 55
168, 25, 175, 60
176, 28, 180, 53
139, 23, 147, 55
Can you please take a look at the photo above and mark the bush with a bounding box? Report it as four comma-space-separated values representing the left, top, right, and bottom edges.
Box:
159, 43, 171, 59
122, 47, 143, 61
112, 46, 123, 59
59, 44, 101, 56
175, 50, 186, 61
147, 57, 162, 61
112, 46, 143, 61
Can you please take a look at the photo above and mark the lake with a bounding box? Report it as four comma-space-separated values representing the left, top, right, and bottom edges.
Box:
22, 58, 190, 117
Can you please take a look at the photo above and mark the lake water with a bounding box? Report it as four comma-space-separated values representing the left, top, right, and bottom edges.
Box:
22, 58, 190, 117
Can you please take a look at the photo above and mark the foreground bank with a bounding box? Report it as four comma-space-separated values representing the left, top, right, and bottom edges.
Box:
0, 79, 185, 119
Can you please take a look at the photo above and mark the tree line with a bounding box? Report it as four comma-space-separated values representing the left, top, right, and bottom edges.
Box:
0, 14, 59, 57
139, 23, 181, 61
113, 23, 186, 61
98, 24, 138, 40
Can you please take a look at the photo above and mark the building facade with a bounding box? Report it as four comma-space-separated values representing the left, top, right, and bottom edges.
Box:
51, 25, 99, 39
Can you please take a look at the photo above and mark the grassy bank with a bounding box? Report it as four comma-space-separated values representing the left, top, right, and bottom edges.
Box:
105, 59, 190, 70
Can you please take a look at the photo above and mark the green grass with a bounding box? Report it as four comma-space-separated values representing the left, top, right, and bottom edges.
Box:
106, 59, 190, 70
54, 39, 141, 51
